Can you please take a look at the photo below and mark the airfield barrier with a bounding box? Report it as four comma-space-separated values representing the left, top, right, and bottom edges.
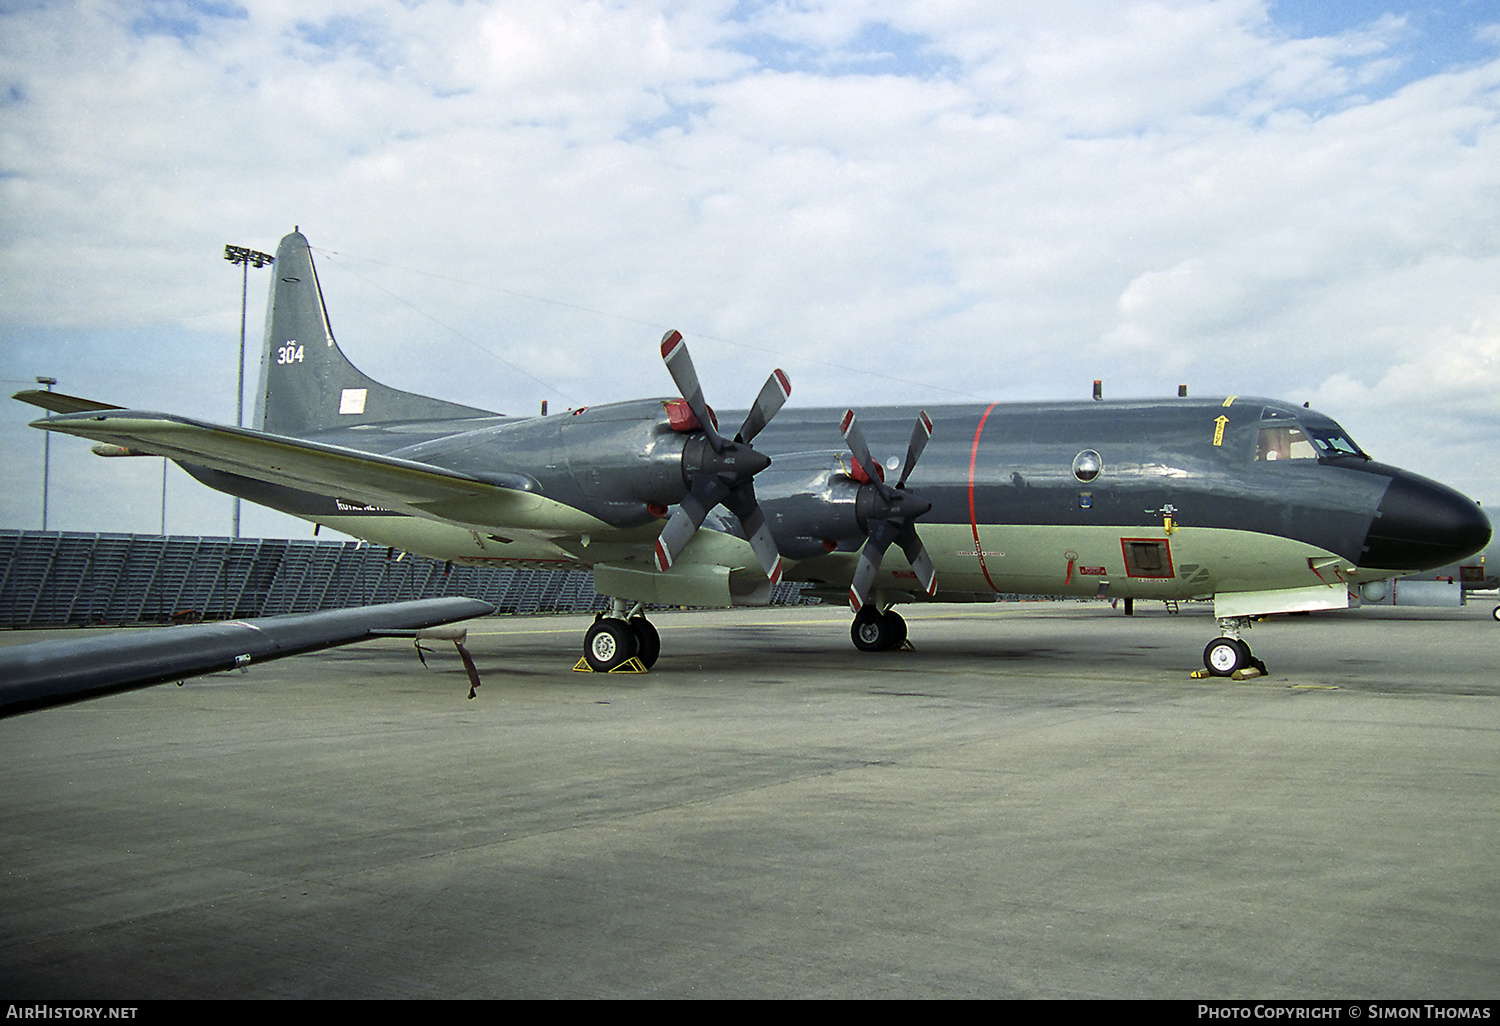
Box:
0, 530, 811, 628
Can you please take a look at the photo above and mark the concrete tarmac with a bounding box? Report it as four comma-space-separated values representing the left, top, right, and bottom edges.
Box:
2, 600, 1497, 999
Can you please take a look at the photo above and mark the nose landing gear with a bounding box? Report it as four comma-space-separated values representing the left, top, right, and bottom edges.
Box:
1202, 617, 1267, 677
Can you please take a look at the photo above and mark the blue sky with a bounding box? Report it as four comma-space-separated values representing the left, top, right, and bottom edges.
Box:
2, 0, 1499, 537
1272, 0, 1498, 74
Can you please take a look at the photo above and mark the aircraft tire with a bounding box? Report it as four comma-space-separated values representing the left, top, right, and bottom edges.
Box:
1492, 605, 1499, 622
585, 618, 638, 672
852, 607, 897, 652
629, 617, 660, 669
883, 609, 908, 649
1203, 637, 1249, 677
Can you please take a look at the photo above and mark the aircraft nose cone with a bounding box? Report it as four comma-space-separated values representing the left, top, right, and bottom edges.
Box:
1359, 472, 1491, 571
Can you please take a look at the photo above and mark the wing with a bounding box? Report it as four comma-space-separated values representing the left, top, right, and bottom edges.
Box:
0, 598, 495, 717
33, 409, 607, 535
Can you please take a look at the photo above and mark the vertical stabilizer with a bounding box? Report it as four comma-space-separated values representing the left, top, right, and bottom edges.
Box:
254, 231, 497, 436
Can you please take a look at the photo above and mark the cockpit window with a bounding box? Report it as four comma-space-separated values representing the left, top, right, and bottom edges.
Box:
1257, 412, 1367, 461
1305, 426, 1365, 458
1257, 425, 1318, 460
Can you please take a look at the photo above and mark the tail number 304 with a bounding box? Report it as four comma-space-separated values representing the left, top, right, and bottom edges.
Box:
277, 343, 306, 365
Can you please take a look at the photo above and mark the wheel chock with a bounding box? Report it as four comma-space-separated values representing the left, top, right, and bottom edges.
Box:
1193, 666, 1267, 681
572, 657, 649, 674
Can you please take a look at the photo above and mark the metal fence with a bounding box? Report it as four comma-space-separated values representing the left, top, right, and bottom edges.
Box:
0, 530, 810, 628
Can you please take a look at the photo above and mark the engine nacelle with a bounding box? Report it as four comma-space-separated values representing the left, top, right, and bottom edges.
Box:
758, 451, 870, 559
467, 398, 690, 528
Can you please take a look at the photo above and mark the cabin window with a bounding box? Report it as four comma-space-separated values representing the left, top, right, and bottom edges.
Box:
1073, 450, 1103, 482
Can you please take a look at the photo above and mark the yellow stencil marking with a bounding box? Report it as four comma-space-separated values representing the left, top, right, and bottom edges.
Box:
1212, 415, 1229, 446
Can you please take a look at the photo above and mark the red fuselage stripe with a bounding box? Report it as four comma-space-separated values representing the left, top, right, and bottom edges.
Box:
968, 403, 1000, 593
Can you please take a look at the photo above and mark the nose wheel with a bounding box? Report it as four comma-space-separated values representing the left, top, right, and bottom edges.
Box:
1202, 618, 1267, 677
1203, 637, 1251, 676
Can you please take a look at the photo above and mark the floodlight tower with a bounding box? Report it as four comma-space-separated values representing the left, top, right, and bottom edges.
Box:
224, 244, 275, 538
35, 376, 55, 530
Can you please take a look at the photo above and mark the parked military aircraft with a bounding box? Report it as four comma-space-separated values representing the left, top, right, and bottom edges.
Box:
17, 230, 1491, 676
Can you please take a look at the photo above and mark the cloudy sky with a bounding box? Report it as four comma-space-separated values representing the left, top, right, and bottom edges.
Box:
3, 0, 1498, 540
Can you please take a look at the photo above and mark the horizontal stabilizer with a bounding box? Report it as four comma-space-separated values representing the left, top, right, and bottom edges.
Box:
12, 389, 123, 415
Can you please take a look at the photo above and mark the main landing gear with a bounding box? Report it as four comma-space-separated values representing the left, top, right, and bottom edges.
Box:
1202, 616, 1267, 677
851, 605, 909, 652
582, 600, 660, 672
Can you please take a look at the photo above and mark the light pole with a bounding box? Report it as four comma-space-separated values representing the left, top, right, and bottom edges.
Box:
35, 376, 55, 530
224, 244, 274, 538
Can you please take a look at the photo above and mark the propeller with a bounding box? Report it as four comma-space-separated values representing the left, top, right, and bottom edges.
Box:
840, 408, 937, 613
654, 331, 791, 583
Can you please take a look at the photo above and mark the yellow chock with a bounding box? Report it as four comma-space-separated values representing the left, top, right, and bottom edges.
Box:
573, 657, 649, 674
1231, 666, 1263, 681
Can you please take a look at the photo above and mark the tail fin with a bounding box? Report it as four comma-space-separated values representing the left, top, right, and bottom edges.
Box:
254, 230, 498, 436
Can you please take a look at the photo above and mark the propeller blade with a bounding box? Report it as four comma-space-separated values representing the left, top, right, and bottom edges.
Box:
722, 481, 785, 584
661, 330, 726, 452
896, 523, 938, 597
839, 409, 893, 501
655, 332, 790, 579
847, 521, 899, 613
848, 544, 880, 613
735, 368, 791, 445
653, 474, 730, 572
896, 411, 934, 489
840, 409, 938, 612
